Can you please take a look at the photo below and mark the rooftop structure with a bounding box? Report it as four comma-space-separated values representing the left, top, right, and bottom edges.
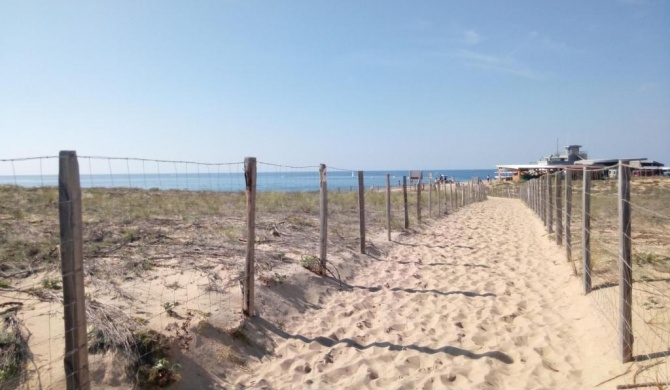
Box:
495, 145, 664, 182
537, 145, 588, 166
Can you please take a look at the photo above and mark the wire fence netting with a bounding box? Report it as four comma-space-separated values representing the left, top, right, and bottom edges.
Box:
0, 156, 66, 389
1, 154, 489, 388
523, 165, 670, 388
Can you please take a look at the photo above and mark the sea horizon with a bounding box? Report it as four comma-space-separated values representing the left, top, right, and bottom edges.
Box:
0, 169, 496, 192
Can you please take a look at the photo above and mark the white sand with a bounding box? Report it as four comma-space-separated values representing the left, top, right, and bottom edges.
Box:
232, 198, 624, 389
9, 197, 638, 389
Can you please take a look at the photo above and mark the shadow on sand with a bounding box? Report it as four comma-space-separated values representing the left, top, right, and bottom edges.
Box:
248, 316, 513, 364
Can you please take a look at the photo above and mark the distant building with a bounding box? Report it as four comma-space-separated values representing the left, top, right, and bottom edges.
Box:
537, 145, 588, 166
495, 145, 665, 182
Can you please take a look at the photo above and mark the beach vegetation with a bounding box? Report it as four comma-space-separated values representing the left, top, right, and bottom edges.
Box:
220, 225, 242, 243
300, 255, 321, 273
132, 329, 181, 388
122, 228, 141, 242
0, 311, 28, 387
41, 278, 60, 290
162, 301, 179, 316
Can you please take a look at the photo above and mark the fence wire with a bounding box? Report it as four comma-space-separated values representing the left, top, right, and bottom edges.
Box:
520, 164, 670, 388
1, 155, 489, 388
0, 156, 64, 389
79, 156, 247, 388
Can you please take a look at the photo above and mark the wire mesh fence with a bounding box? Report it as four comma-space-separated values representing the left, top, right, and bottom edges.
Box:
0, 153, 487, 389
0, 156, 66, 389
520, 163, 670, 388
79, 156, 247, 388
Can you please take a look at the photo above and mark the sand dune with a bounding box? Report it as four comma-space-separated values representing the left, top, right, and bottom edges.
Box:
232, 198, 622, 389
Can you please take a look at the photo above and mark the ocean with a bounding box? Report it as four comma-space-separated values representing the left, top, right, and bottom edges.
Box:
0, 169, 494, 192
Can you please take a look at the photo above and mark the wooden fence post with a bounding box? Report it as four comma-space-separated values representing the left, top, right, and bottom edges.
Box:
450, 182, 454, 211
618, 161, 633, 363
565, 169, 572, 263
556, 170, 563, 245
546, 175, 550, 226
537, 179, 541, 216
537, 176, 547, 228
243, 157, 257, 316
319, 164, 328, 273
428, 175, 432, 217
403, 176, 409, 229
583, 167, 592, 294
534, 180, 539, 216
547, 173, 554, 233
386, 173, 391, 241
417, 176, 422, 224
358, 171, 366, 254
437, 181, 441, 215
58, 151, 91, 390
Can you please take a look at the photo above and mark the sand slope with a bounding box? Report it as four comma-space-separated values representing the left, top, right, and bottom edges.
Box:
232, 198, 622, 389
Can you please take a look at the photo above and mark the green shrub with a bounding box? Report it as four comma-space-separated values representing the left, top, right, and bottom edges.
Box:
300, 255, 321, 273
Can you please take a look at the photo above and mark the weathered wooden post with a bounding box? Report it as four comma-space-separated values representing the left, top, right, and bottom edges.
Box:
358, 171, 366, 254
540, 176, 546, 226
583, 167, 592, 294
428, 174, 433, 217
58, 151, 91, 390
386, 173, 391, 241
565, 169, 573, 263
536, 179, 540, 216
618, 161, 633, 363
417, 175, 422, 224
450, 182, 454, 211
403, 176, 409, 229
437, 181, 441, 214
556, 170, 563, 245
243, 157, 257, 316
319, 164, 328, 273
548, 173, 554, 233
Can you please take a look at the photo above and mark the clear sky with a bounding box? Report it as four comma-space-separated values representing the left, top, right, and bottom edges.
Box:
1, 0, 668, 173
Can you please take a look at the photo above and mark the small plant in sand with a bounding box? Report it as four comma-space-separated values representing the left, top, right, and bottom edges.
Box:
300, 255, 321, 273
0, 310, 29, 386
162, 301, 180, 317
634, 252, 659, 265
132, 329, 181, 388
122, 228, 141, 242
85, 300, 182, 388
145, 358, 181, 387
273, 273, 287, 283
259, 273, 288, 287
41, 278, 60, 290
124, 257, 155, 274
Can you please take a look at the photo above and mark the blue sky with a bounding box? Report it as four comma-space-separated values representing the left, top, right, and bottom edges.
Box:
1, 0, 668, 173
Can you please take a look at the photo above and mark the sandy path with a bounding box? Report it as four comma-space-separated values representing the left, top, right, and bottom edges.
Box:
234, 198, 616, 389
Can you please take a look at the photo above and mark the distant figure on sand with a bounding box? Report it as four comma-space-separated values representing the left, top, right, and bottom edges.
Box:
487, 175, 490, 183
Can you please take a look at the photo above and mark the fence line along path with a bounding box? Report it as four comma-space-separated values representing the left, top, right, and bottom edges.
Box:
1, 151, 489, 389
234, 197, 618, 388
